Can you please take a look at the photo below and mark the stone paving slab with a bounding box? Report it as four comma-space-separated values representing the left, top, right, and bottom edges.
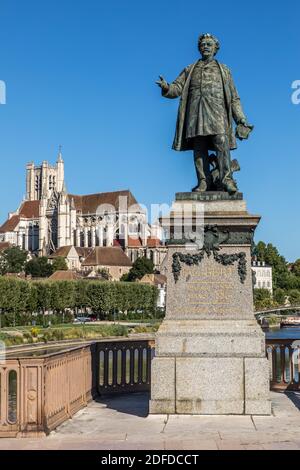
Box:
0, 392, 299, 450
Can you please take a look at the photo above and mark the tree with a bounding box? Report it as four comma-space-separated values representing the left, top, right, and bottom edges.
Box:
25, 257, 53, 278
52, 256, 68, 272
288, 289, 300, 305
124, 257, 154, 282
74, 280, 89, 314
53, 281, 75, 313
253, 288, 273, 310
0, 247, 27, 274
253, 241, 292, 289
35, 281, 53, 317
273, 288, 286, 305
291, 259, 300, 277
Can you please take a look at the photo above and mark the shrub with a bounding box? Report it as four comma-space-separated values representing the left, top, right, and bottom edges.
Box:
30, 327, 40, 337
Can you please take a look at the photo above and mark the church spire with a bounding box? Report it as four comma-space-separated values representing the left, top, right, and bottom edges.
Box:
57, 145, 63, 162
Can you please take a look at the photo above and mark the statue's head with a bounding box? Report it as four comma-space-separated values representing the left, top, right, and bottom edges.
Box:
198, 33, 220, 59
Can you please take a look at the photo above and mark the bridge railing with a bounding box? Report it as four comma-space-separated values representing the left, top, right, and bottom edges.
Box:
0, 338, 155, 437
0, 336, 299, 437
0, 343, 98, 437
266, 338, 300, 391
97, 340, 155, 395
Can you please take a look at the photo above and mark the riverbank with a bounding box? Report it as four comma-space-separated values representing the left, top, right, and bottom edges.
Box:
0, 321, 161, 346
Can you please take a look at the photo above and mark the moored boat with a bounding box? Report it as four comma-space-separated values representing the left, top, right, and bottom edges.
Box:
280, 316, 300, 327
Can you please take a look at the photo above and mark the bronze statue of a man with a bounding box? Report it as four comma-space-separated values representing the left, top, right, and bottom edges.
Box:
156, 34, 252, 194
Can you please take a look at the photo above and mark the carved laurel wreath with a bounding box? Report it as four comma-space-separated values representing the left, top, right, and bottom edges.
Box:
172, 249, 247, 284
171, 225, 247, 284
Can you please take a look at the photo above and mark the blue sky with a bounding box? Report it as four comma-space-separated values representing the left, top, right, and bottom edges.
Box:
0, 0, 299, 260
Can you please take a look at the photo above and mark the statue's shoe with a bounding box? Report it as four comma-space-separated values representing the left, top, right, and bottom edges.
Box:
192, 180, 207, 192
223, 179, 238, 195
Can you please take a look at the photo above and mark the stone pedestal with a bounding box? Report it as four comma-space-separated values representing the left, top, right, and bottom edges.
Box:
150, 192, 271, 415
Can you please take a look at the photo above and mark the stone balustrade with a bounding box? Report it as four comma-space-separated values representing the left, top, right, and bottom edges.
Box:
0, 337, 298, 437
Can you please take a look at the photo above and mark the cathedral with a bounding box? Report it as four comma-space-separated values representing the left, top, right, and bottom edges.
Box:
0, 150, 166, 270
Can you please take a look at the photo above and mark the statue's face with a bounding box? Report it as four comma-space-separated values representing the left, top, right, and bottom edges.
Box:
199, 38, 217, 59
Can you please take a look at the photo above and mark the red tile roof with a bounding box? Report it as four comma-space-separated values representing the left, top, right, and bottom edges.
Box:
0, 241, 11, 251
0, 215, 20, 233
146, 237, 162, 248
49, 246, 74, 258
75, 247, 94, 258
0, 200, 40, 233
19, 200, 40, 218
49, 270, 80, 281
127, 236, 143, 247
82, 247, 132, 267
69, 190, 140, 215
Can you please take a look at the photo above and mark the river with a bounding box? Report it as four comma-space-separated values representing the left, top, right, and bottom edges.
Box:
265, 326, 300, 340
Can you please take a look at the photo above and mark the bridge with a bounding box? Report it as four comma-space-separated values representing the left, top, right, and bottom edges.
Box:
0, 335, 299, 438
255, 305, 300, 316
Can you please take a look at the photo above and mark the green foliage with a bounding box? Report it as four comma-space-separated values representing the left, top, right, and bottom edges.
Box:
74, 280, 89, 309
253, 241, 300, 303
288, 289, 300, 305
0, 246, 28, 274
42, 328, 65, 343
133, 323, 160, 333
0, 277, 32, 315
290, 259, 300, 277
253, 241, 288, 289
51, 281, 76, 312
52, 256, 68, 272
85, 281, 157, 318
273, 288, 286, 305
35, 281, 53, 312
125, 257, 154, 282
25, 257, 53, 278
253, 288, 273, 310
0, 277, 158, 325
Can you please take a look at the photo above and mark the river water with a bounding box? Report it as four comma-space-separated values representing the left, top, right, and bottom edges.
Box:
265, 327, 300, 340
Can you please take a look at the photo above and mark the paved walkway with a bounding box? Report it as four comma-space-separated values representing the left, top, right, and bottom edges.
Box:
0, 392, 300, 450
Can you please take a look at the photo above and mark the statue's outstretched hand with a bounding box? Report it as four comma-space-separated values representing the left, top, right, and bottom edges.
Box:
156, 75, 169, 92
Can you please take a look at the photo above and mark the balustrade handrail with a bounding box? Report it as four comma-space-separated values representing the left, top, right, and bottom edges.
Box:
4, 334, 156, 358
266, 338, 300, 345
266, 337, 300, 392
0, 336, 299, 438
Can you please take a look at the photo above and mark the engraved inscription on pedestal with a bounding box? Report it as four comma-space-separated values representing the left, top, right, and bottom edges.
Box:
166, 245, 254, 320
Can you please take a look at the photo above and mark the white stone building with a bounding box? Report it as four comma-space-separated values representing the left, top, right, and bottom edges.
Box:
139, 273, 167, 309
251, 260, 273, 294
0, 151, 167, 270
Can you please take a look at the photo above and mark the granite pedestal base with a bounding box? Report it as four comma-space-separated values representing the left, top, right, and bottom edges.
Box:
150, 193, 271, 415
